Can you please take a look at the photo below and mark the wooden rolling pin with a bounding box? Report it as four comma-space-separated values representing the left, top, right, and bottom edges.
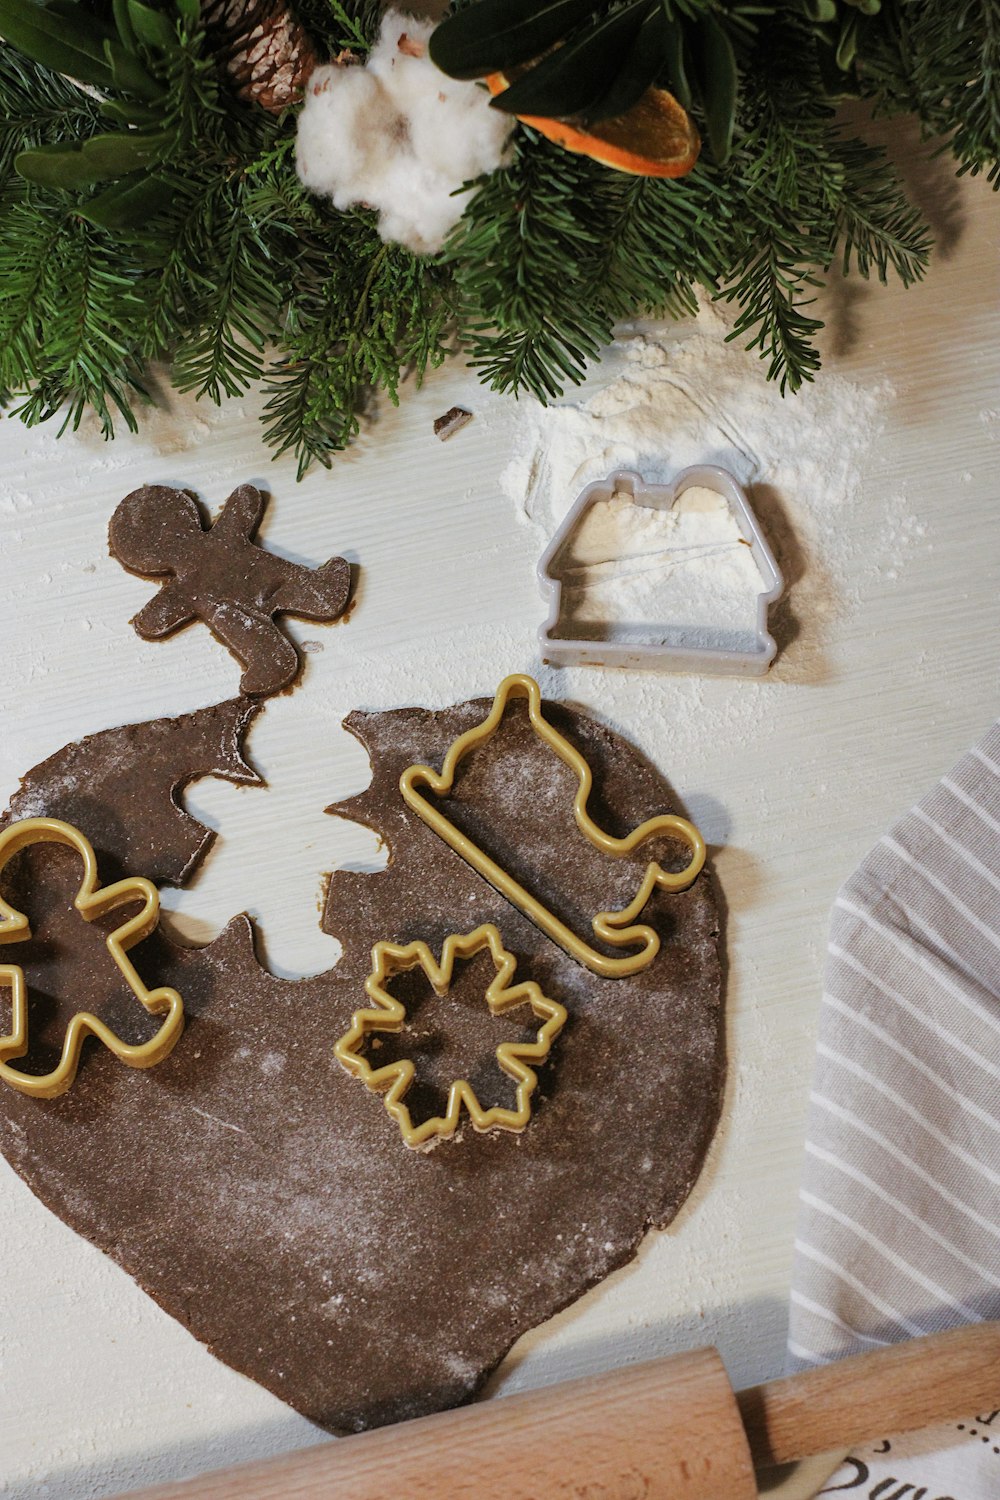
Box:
116, 1323, 999, 1500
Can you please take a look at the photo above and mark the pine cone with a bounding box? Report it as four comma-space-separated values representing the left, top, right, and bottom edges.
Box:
200, 0, 319, 114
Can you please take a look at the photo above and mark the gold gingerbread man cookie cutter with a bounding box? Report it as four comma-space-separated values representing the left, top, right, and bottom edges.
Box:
0, 817, 184, 1099
399, 674, 706, 980
334, 923, 566, 1150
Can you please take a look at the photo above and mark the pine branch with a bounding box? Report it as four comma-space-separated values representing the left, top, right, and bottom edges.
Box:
241, 144, 450, 475
861, 0, 1000, 186
2, 203, 145, 436
135, 234, 198, 363
170, 180, 282, 401
0, 46, 103, 180
724, 238, 825, 394
718, 12, 930, 389
830, 135, 932, 283
264, 233, 389, 473
585, 166, 727, 322
708, 40, 833, 389
0, 0, 982, 471
294, 0, 383, 55
0, 193, 68, 391
448, 133, 617, 400
263, 218, 451, 478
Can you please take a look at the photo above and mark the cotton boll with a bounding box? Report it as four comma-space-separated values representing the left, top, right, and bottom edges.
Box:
295, 11, 514, 256
297, 68, 377, 209
408, 74, 508, 182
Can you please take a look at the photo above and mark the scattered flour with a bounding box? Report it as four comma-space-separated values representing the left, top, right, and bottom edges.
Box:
501, 300, 907, 614
480, 297, 936, 802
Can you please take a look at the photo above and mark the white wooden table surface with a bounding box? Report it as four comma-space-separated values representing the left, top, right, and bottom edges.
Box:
0, 127, 997, 1498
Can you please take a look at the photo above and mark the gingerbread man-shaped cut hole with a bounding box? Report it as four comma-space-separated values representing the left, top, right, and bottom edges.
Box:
109, 484, 352, 696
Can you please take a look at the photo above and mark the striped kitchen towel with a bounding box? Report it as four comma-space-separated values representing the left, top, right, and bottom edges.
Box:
788, 720, 1000, 1497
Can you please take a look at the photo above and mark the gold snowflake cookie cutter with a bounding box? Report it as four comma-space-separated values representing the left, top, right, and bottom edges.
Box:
334, 922, 566, 1150
0, 817, 185, 1099
398, 673, 706, 979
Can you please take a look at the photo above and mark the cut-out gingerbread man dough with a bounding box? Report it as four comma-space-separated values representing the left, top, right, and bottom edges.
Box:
109, 484, 352, 696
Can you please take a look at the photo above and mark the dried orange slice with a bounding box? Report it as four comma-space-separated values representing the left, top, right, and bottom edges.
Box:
487, 71, 700, 178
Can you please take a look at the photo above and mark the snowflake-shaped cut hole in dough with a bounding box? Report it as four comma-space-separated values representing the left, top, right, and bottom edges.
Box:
334, 923, 566, 1150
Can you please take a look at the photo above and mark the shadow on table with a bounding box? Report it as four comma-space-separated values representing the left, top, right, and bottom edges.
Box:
822, 104, 968, 367
750, 482, 837, 687
15, 1296, 801, 1499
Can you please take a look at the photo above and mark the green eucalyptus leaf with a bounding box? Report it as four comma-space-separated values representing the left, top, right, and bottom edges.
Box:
0, 0, 117, 87
583, 5, 668, 124
101, 97, 164, 127
174, 0, 199, 24
113, 0, 139, 53
15, 140, 111, 189
81, 129, 172, 174
691, 13, 737, 165
78, 171, 173, 230
104, 37, 164, 100
16, 128, 171, 188
802, 0, 837, 20
491, 2, 650, 119
659, 6, 691, 111
429, 0, 598, 81
836, 12, 859, 69
127, 0, 176, 51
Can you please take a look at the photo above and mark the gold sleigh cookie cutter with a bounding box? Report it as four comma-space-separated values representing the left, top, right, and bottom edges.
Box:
334, 922, 566, 1150
0, 817, 184, 1099
399, 674, 706, 980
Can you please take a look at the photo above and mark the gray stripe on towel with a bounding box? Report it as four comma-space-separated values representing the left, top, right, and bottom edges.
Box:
789, 720, 1000, 1369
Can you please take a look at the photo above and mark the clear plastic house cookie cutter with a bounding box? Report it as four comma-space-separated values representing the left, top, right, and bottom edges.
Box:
537, 466, 784, 678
